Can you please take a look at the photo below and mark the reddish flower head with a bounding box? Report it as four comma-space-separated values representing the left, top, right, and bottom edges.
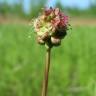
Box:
33, 7, 69, 47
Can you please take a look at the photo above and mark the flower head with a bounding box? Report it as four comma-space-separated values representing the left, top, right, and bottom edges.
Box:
33, 7, 69, 48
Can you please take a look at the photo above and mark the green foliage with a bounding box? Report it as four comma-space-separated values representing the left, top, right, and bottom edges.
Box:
88, 2, 96, 15
0, 0, 47, 19
0, 2, 11, 15
0, 0, 96, 18
29, 0, 47, 18
0, 23, 96, 96
0, 2, 24, 17
55, 1, 63, 11
62, 3, 96, 17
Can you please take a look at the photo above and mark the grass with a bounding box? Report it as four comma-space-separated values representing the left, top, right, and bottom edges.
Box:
0, 22, 96, 96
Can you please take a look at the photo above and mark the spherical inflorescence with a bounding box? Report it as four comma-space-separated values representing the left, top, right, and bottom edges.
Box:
33, 7, 69, 48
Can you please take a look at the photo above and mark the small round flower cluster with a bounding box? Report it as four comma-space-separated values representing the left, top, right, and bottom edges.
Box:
33, 7, 69, 48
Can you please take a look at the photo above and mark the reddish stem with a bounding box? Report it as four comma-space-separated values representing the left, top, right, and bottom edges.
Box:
41, 48, 51, 96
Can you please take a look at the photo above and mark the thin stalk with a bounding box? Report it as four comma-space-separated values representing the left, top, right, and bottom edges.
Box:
41, 48, 51, 96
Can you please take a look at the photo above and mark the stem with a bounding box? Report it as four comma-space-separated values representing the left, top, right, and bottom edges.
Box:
41, 48, 51, 96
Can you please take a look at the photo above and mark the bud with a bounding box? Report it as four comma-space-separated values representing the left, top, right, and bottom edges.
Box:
41, 32, 49, 40
37, 36, 45, 44
54, 8, 60, 15
51, 37, 61, 46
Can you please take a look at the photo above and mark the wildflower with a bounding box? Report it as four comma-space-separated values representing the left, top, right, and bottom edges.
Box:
33, 7, 69, 48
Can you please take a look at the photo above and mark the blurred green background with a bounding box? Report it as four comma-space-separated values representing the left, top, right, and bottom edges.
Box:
0, 0, 96, 96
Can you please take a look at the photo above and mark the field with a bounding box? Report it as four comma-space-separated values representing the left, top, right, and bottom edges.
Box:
0, 21, 96, 96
